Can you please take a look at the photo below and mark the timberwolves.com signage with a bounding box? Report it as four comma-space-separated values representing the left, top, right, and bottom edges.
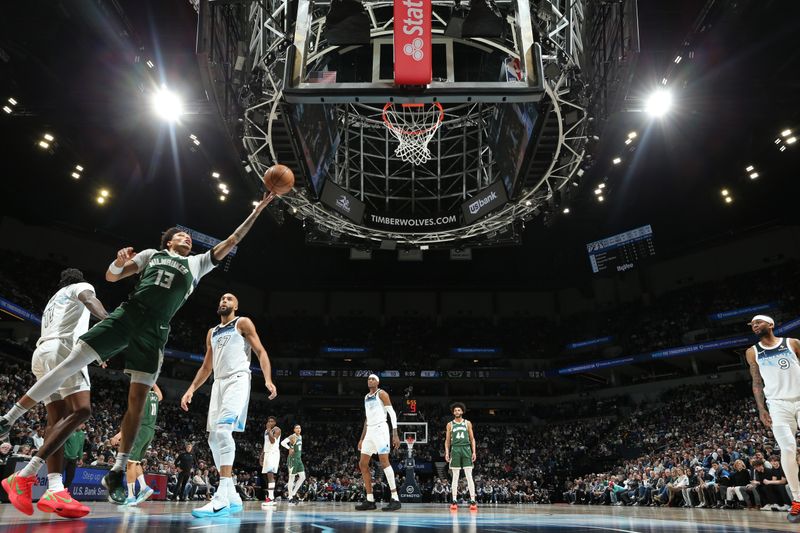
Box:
461, 180, 509, 224
366, 212, 459, 231
320, 181, 365, 224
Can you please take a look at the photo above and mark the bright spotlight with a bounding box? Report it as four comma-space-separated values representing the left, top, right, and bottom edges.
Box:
38, 140, 50, 149
599, 183, 606, 189
787, 136, 797, 145
8, 98, 17, 106
594, 188, 602, 195
627, 131, 637, 139
781, 129, 792, 138
219, 195, 226, 202
100, 189, 109, 198
43, 133, 54, 141
645, 90, 673, 117
745, 165, 754, 172
151, 87, 184, 122
97, 196, 106, 205
724, 196, 733, 204
218, 183, 227, 190
597, 196, 604, 202
75, 165, 84, 171
2, 106, 11, 114
71, 172, 81, 179
721, 189, 729, 197
211, 171, 221, 178
612, 157, 622, 165
749, 172, 759, 179
562, 207, 570, 214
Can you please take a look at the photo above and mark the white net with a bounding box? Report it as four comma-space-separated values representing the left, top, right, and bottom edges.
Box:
382, 103, 444, 165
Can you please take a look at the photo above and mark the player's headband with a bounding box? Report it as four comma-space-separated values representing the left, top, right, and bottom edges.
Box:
368, 373, 380, 382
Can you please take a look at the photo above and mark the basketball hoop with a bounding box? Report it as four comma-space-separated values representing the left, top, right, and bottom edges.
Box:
382, 102, 444, 165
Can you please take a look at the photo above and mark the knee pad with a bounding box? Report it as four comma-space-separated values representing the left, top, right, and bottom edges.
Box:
216, 428, 236, 466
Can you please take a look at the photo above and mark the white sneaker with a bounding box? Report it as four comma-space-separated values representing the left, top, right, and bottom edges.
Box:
761, 504, 774, 511
191, 493, 230, 518
228, 486, 243, 512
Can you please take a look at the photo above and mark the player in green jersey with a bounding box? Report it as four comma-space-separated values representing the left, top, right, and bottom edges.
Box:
445, 402, 477, 511
0, 192, 277, 509
281, 425, 305, 505
111, 384, 162, 506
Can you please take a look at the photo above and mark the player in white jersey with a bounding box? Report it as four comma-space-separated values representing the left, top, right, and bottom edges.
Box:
260, 416, 281, 508
355, 374, 401, 511
745, 314, 800, 523
180, 293, 277, 518
3, 269, 108, 518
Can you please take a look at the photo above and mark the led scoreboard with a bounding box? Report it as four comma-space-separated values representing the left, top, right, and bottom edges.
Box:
586, 225, 655, 274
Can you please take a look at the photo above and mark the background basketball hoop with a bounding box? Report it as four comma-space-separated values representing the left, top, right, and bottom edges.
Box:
382, 102, 444, 165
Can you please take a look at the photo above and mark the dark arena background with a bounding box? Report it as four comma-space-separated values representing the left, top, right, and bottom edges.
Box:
1, 0, 800, 531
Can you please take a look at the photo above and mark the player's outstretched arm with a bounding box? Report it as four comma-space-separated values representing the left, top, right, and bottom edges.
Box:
746, 347, 771, 428
77, 289, 110, 320
212, 192, 276, 262
181, 329, 214, 411
239, 317, 277, 399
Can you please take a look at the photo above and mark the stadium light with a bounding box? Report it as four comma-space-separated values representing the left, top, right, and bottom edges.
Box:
724, 196, 733, 204
627, 131, 637, 139
721, 189, 729, 197
612, 157, 622, 165
211, 171, 220, 178
2, 106, 11, 114
745, 165, 754, 172
645, 89, 673, 117
97, 196, 106, 205
787, 136, 797, 145
75, 165, 84, 172
599, 183, 606, 189
594, 188, 602, 195
219, 195, 226, 202
71, 172, 81, 179
218, 183, 227, 190
43, 133, 54, 141
749, 172, 759, 179
151, 86, 183, 122
562, 207, 570, 214
38, 140, 50, 149
781, 129, 792, 138
597, 196, 604, 202
100, 189, 109, 198
8, 98, 17, 105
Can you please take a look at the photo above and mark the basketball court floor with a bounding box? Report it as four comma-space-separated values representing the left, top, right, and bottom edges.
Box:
1, 502, 799, 532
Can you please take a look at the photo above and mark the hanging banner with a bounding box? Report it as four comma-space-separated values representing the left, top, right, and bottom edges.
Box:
393, 0, 432, 84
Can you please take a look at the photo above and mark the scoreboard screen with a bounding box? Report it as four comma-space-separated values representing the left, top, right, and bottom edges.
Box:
586, 225, 655, 274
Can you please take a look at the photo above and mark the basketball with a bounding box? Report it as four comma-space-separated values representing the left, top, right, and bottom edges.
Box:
262, 164, 295, 195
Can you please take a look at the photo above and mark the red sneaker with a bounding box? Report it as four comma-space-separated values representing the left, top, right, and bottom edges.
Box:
469, 501, 478, 511
2, 473, 37, 515
37, 489, 91, 518
450, 502, 458, 511
788, 500, 800, 523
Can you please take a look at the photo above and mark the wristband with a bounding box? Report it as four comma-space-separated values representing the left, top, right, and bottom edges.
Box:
108, 261, 124, 275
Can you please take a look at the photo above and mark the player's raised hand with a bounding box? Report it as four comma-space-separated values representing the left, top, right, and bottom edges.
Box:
180, 390, 193, 411
115, 247, 136, 266
254, 192, 276, 213
266, 380, 278, 400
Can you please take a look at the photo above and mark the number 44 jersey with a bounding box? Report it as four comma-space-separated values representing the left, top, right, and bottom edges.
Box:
130, 249, 216, 322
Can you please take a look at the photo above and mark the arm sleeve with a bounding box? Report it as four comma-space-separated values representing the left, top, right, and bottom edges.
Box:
132, 249, 157, 272
280, 436, 292, 450
384, 405, 398, 428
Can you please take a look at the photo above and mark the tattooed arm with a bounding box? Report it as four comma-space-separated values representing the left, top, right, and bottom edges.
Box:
746, 346, 772, 428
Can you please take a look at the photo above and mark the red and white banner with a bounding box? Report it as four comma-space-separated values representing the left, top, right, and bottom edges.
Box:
393, 0, 432, 85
